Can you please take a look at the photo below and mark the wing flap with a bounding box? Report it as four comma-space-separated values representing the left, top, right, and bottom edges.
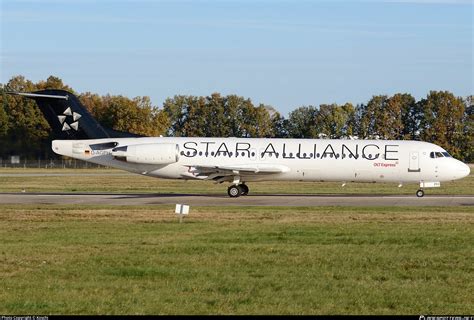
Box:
180, 163, 290, 180
192, 164, 289, 174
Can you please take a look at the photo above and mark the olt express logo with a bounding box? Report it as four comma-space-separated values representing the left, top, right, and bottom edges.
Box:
57, 107, 82, 131
374, 162, 399, 168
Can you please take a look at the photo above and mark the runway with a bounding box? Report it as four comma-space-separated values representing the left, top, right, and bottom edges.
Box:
0, 192, 473, 206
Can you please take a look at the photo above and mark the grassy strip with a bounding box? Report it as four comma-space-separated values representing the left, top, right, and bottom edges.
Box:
0, 169, 473, 195
0, 205, 473, 314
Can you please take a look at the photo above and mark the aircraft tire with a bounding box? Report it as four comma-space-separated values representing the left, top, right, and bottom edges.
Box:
240, 184, 249, 196
416, 189, 425, 198
228, 185, 242, 198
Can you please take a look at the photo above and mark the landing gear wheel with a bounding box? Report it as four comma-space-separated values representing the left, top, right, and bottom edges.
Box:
228, 185, 242, 198
240, 184, 249, 196
416, 189, 425, 198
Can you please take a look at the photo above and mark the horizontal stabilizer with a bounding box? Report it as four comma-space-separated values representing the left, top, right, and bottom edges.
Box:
7, 92, 69, 100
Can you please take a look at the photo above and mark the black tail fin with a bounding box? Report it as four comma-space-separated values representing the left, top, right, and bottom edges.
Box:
7, 89, 141, 140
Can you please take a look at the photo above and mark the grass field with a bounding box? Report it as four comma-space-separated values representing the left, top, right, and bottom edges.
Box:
1, 169, 473, 314
0, 205, 473, 314
0, 167, 473, 196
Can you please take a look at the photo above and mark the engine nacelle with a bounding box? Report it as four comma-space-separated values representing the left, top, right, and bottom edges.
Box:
111, 143, 179, 165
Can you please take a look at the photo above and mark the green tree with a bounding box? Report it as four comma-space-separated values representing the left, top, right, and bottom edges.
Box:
163, 95, 191, 137
418, 91, 465, 158
252, 104, 274, 137
206, 93, 228, 137
150, 107, 170, 137
357, 94, 417, 140
341, 103, 357, 138
225, 95, 247, 137
163, 93, 275, 138
132, 96, 168, 136
182, 96, 208, 137
315, 103, 356, 138
236, 98, 259, 137
287, 106, 318, 138
2, 76, 51, 158
270, 111, 289, 138
460, 95, 473, 162
36, 75, 74, 92
387, 93, 417, 139
0, 85, 10, 138
97, 95, 168, 137
79, 92, 105, 117
357, 95, 387, 139
81, 92, 169, 137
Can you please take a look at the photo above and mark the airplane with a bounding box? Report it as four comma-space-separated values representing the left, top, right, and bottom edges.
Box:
7, 89, 471, 198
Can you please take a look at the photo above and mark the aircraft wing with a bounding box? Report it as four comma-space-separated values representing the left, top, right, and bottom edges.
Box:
180, 163, 290, 181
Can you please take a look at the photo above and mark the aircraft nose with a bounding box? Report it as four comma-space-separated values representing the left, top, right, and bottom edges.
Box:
458, 163, 471, 179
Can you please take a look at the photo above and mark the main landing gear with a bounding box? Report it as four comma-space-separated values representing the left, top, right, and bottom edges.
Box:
227, 184, 249, 198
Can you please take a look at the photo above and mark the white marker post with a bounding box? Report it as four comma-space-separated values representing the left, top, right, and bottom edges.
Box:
175, 204, 190, 223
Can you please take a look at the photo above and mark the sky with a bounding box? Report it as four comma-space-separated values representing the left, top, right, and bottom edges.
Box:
1, 0, 472, 116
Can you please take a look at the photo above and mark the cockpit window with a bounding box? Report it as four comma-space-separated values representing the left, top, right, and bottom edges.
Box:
430, 151, 450, 158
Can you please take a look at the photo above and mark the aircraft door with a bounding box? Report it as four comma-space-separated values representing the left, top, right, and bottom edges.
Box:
408, 151, 420, 172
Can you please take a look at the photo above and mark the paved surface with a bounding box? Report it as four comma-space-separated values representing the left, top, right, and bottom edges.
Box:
0, 173, 131, 177
0, 192, 473, 206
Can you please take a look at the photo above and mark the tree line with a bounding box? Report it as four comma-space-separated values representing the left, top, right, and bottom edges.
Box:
0, 75, 472, 161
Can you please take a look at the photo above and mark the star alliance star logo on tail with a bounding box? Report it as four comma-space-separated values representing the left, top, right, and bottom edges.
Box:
57, 107, 82, 131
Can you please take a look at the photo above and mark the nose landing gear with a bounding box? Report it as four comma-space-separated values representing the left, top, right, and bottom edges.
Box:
416, 189, 425, 198
416, 182, 440, 198
227, 184, 249, 198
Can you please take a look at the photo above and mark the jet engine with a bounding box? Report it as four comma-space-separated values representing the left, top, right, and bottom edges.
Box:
111, 143, 179, 165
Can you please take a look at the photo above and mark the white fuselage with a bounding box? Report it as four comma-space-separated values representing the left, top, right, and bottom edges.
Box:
52, 137, 470, 185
